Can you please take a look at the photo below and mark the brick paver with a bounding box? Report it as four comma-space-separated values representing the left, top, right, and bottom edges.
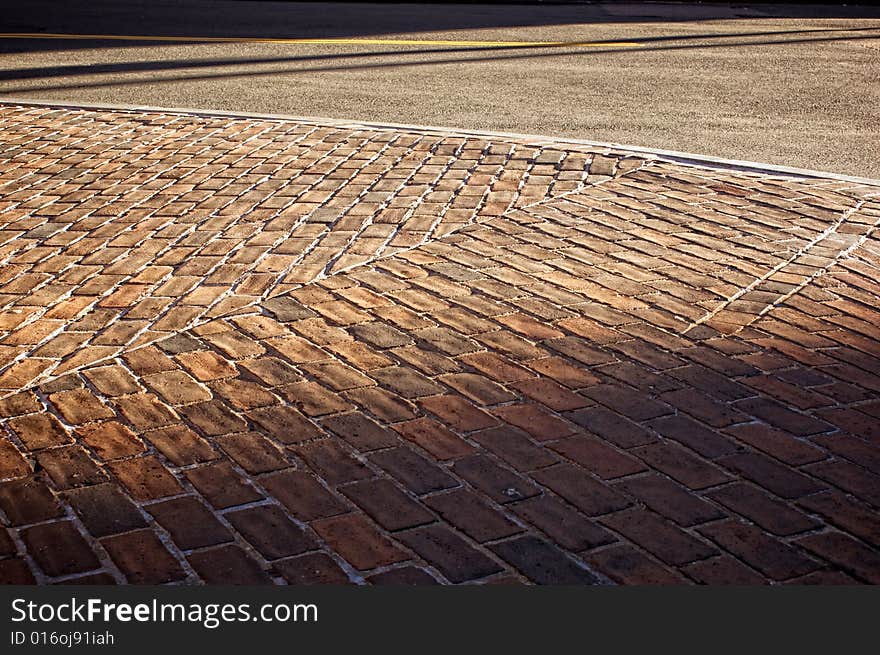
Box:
1, 103, 879, 585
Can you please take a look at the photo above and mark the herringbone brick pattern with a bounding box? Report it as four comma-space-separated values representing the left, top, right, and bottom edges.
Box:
0, 105, 641, 390
1, 104, 879, 585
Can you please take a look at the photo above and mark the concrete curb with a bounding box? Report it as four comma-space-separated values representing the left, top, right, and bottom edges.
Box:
2, 96, 879, 187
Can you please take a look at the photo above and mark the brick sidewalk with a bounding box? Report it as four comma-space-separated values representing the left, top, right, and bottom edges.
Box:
1, 103, 878, 585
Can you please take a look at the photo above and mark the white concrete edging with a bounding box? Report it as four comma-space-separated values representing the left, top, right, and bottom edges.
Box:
2, 96, 878, 187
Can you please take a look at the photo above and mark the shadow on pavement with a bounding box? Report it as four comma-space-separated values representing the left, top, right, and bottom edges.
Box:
2, 26, 878, 95
2, 0, 880, 54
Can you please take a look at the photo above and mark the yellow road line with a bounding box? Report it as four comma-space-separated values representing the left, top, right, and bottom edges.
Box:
0, 32, 643, 48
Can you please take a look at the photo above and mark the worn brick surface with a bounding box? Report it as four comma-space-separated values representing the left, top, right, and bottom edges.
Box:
2, 103, 879, 584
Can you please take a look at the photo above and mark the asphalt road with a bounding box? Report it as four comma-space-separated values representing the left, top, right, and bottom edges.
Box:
1, 1, 879, 178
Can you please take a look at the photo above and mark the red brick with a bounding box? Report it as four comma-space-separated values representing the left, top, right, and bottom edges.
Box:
83, 364, 141, 396
396, 525, 502, 583
275, 552, 351, 584
185, 462, 263, 509
301, 361, 374, 391
557, 317, 623, 344
550, 434, 644, 479
707, 483, 820, 536
0, 391, 42, 418
8, 413, 72, 450
698, 520, 819, 581
48, 388, 115, 424
796, 532, 880, 584
367, 446, 457, 496
411, 326, 480, 356
188, 545, 272, 584
600, 508, 717, 566
492, 403, 576, 442
320, 411, 399, 452
36, 445, 107, 489
265, 334, 329, 363
796, 490, 880, 545
176, 349, 238, 380
524, 356, 600, 389
614, 474, 723, 527
440, 372, 517, 405
393, 417, 476, 461
586, 545, 689, 584
108, 456, 183, 501
724, 423, 826, 466
329, 341, 394, 370
418, 395, 498, 432
784, 570, 858, 585
3, 319, 64, 345
679, 346, 758, 377
115, 393, 179, 430
122, 345, 178, 375
733, 397, 832, 436
340, 478, 434, 531
511, 378, 590, 411
647, 414, 739, 459
215, 431, 289, 474
804, 459, 880, 508
368, 567, 438, 585
248, 404, 322, 444
0, 528, 17, 558
369, 366, 444, 399
683, 555, 766, 585
582, 383, 673, 421
0, 477, 64, 525
349, 322, 412, 348
143, 370, 212, 405
239, 356, 303, 386
294, 439, 371, 485
21, 521, 101, 577
489, 536, 598, 584
261, 470, 348, 521
210, 378, 277, 410
278, 380, 353, 415
425, 489, 522, 542
453, 454, 540, 505
496, 313, 565, 340
65, 483, 147, 537
632, 442, 732, 490
531, 463, 631, 516
100, 529, 186, 584
179, 400, 248, 436
0, 558, 36, 584
811, 433, 880, 475
147, 496, 233, 550
344, 387, 418, 422
470, 426, 558, 472
719, 452, 825, 499
511, 495, 615, 551
545, 336, 615, 366
744, 374, 833, 411
226, 505, 315, 560
659, 388, 749, 428
0, 439, 30, 479
144, 424, 217, 465
565, 406, 656, 448
814, 407, 880, 442
458, 351, 534, 383
312, 513, 408, 570
203, 329, 266, 359
77, 421, 145, 460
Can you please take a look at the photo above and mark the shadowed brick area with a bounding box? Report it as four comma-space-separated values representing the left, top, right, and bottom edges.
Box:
1, 104, 880, 585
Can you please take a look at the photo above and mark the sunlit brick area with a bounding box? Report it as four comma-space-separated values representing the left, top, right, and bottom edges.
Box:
1, 103, 878, 585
